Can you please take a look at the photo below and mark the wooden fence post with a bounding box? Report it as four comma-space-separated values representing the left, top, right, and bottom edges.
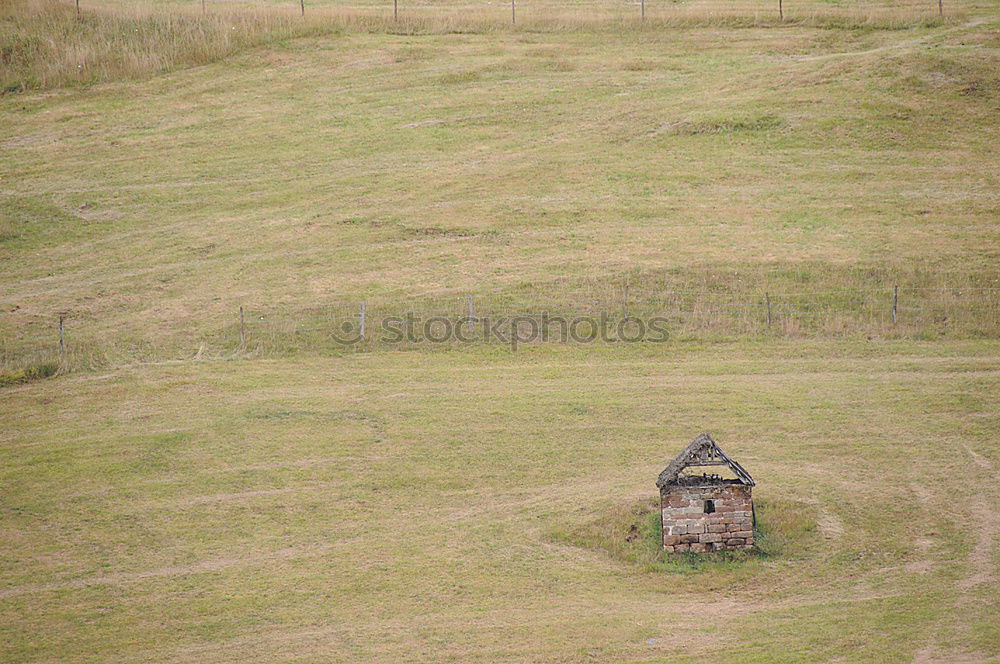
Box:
59, 315, 65, 354
778, 0, 783, 19
76, 0, 80, 15
300, 0, 304, 15
239, 306, 246, 345
359, 301, 366, 340
201, 0, 205, 13
394, 0, 398, 21
511, 0, 515, 25
938, 0, 943, 15
892, 285, 898, 325
765, 292, 772, 328
641, 0, 645, 21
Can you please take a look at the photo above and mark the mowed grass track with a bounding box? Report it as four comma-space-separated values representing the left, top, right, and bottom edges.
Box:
2, 18, 999, 360
1, 341, 998, 662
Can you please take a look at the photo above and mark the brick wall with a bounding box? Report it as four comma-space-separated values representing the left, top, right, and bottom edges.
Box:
660, 484, 754, 552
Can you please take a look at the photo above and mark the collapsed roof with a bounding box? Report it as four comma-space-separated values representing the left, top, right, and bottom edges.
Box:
656, 433, 755, 488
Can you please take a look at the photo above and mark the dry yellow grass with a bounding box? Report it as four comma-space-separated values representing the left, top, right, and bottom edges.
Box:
1, 0, 345, 91
1, 0, 962, 92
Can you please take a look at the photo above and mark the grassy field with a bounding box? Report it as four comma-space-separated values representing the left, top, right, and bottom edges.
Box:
3, 1, 998, 368
1, 1, 999, 661
1, 342, 998, 662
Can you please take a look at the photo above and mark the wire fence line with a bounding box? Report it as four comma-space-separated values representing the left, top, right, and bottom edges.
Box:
72, 0, 958, 25
7, 283, 997, 367
223, 286, 1000, 350
292, 0, 953, 21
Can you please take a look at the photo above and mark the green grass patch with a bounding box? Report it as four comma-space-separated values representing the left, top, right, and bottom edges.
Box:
663, 114, 785, 135
549, 495, 818, 574
0, 360, 58, 387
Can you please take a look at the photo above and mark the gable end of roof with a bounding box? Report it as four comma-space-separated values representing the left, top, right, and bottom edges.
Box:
656, 433, 755, 488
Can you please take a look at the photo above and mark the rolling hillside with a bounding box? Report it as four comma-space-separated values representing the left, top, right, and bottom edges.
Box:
1, 3, 998, 662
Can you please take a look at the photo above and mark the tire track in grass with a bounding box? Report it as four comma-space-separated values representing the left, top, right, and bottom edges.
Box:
0, 540, 353, 599
958, 444, 996, 592
796, 19, 988, 62
910, 443, 997, 663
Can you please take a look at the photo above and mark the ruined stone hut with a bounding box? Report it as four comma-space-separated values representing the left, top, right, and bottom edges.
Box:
657, 433, 755, 553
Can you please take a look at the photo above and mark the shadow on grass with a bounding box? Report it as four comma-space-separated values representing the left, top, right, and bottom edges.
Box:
549, 496, 818, 574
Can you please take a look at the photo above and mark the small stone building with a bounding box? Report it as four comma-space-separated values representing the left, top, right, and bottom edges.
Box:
657, 433, 755, 553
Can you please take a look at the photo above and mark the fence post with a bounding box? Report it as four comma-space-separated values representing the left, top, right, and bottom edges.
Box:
765, 292, 772, 328
938, 0, 942, 15
76, 0, 80, 15
394, 0, 398, 21
511, 0, 515, 25
892, 285, 898, 325
300, 0, 304, 15
201, 0, 205, 13
641, 0, 645, 21
59, 315, 65, 354
239, 306, 246, 345
359, 300, 366, 341
778, 0, 783, 19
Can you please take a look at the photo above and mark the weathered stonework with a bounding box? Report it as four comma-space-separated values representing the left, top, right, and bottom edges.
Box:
656, 434, 755, 553
660, 483, 754, 552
